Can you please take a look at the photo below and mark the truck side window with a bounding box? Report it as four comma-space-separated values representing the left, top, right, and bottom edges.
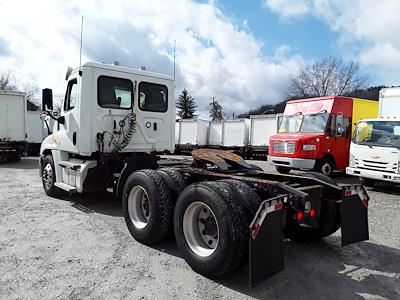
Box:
64, 79, 78, 111
329, 113, 336, 135
98, 76, 133, 109
138, 82, 168, 112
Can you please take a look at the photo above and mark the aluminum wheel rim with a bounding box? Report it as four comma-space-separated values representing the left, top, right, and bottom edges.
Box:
183, 202, 219, 257
42, 163, 53, 190
321, 163, 332, 175
128, 186, 150, 229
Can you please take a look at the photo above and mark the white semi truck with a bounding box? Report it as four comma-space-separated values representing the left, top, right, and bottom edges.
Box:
347, 87, 400, 186
0, 90, 27, 160
39, 62, 370, 287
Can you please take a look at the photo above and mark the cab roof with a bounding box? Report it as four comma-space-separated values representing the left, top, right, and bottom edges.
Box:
79, 62, 173, 81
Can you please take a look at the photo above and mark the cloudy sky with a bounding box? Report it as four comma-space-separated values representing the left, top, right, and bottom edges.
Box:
0, 0, 399, 117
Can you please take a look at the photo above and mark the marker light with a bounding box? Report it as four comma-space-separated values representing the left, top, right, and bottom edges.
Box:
297, 211, 303, 221
310, 208, 316, 217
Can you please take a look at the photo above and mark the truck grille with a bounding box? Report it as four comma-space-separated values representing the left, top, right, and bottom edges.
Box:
273, 142, 295, 154
355, 159, 398, 173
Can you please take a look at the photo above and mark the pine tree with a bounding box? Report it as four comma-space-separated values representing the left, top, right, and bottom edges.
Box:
209, 97, 223, 121
176, 89, 197, 119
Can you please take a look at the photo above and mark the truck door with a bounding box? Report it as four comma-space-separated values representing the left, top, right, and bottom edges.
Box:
56, 78, 79, 153
332, 112, 350, 169
136, 81, 172, 151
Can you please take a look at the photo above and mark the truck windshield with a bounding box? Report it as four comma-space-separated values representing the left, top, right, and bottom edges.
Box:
354, 121, 400, 148
278, 113, 302, 133
300, 112, 329, 133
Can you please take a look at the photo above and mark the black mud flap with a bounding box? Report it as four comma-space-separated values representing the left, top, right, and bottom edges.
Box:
249, 195, 287, 288
340, 185, 369, 246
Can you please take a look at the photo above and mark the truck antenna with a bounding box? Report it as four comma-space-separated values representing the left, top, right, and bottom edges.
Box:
79, 15, 84, 68
173, 39, 176, 86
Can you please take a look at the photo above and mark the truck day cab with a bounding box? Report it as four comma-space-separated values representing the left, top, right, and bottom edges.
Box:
347, 87, 400, 186
39, 62, 370, 286
269, 96, 378, 176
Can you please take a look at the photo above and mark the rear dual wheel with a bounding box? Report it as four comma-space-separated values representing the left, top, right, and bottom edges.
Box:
174, 180, 256, 278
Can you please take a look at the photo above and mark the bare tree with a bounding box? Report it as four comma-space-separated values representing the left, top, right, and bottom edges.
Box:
0, 69, 40, 110
209, 97, 223, 121
287, 58, 369, 98
0, 69, 18, 91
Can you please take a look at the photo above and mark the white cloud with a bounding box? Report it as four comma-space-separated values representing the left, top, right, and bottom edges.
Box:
262, 0, 400, 85
0, 0, 303, 116
262, 0, 311, 18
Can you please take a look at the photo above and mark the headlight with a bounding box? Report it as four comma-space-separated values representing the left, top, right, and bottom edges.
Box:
349, 154, 355, 167
303, 144, 316, 151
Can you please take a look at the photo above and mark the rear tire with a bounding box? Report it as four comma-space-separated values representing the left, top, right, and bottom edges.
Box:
360, 177, 376, 187
174, 181, 248, 278
276, 166, 291, 174
283, 172, 340, 242
123, 169, 173, 245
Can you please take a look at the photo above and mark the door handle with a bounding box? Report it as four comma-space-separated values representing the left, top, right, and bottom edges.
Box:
153, 122, 157, 131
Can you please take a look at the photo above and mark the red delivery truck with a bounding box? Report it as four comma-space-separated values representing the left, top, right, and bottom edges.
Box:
269, 96, 378, 176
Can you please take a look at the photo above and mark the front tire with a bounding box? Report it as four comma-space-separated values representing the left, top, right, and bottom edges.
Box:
174, 182, 248, 278
360, 177, 376, 187
314, 158, 335, 177
123, 169, 173, 245
276, 166, 291, 174
42, 155, 61, 197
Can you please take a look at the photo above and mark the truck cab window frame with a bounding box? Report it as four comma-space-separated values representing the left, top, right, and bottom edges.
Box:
138, 82, 168, 113
64, 79, 78, 112
97, 76, 133, 110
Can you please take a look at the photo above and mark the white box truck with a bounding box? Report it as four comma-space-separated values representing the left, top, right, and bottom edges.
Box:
346, 87, 400, 186
220, 119, 250, 157
27, 110, 47, 155
175, 118, 209, 154
0, 91, 27, 160
248, 114, 279, 159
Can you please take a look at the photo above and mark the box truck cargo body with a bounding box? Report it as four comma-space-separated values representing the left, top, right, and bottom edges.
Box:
26, 111, 47, 155
269, 96, 378, 176
347, 87, 400, 185
0, 91, 27, 160
208, 121, 223, 146
175, 119, 209, 154
222, 119, 250, 147
248, 114, 279, 159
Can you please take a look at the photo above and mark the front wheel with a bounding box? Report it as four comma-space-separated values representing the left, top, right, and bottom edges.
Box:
276, 166, 291, 174
42, 155, 61, 197
314, 158, 335, 176
360, 177, 376, 187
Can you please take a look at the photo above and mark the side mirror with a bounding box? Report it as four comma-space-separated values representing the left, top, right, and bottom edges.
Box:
42, 88, 53, 111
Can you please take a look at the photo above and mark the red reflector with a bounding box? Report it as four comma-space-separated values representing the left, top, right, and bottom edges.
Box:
275, 203, 283, 210
310, 208, 316, 217
252, 223, 261, 239
345, 189, 352, 196
297, 211, 303, 222
362, 199, 368, 208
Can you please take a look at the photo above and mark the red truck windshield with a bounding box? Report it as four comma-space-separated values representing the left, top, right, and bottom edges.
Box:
279, 112, 329, 134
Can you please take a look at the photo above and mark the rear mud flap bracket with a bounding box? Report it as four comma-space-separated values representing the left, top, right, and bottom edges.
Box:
249, 195, 287, 288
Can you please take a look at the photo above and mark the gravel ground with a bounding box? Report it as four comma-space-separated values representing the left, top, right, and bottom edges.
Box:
0, 157, 399, 300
